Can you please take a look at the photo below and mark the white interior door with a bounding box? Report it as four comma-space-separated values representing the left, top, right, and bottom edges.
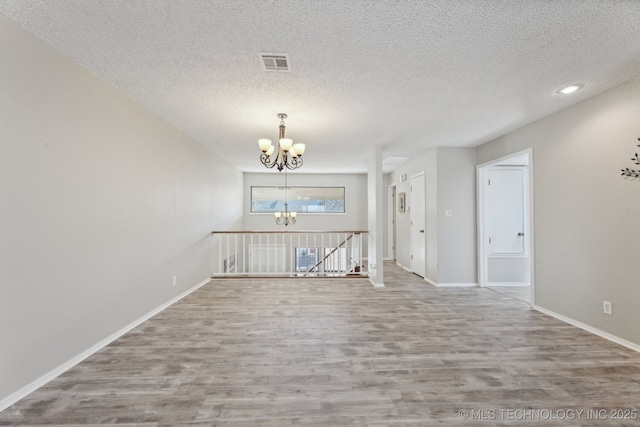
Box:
478, 151, 533, 298
388, 185, 397, 261
410, 174, 426, 277
486, 168, 525, 254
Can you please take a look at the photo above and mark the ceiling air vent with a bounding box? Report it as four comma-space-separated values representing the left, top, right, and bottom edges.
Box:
259, 53, 291, 72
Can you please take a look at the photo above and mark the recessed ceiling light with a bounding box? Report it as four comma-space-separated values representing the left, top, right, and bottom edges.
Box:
557, 84, 584, 95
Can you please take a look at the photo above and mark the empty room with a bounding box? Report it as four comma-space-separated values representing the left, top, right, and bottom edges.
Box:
2, 1, 640, 425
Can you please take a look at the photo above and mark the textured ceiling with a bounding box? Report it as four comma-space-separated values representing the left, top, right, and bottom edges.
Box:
2, 0, 640, 173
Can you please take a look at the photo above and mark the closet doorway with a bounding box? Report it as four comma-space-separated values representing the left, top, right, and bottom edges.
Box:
477, 150, 533, 305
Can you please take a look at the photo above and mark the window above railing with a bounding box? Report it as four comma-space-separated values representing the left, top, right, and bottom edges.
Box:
251, 186, 346, 213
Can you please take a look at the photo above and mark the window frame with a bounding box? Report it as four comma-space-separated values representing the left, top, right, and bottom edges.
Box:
250, 186, 346, 214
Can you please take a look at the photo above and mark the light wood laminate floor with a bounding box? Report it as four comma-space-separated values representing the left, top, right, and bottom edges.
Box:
2, 262, 640, 426
486, 286, 531, 305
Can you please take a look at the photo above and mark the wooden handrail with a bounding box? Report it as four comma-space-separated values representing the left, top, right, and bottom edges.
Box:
212, 230, 367, 234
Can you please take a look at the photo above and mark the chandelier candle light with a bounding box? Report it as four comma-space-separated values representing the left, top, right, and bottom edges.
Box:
258, 113, 305, 171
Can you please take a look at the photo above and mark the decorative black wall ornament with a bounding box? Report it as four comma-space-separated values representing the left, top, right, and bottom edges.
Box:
621, 137, 640, 178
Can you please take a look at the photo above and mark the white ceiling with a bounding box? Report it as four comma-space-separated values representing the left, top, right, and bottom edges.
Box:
2, 0, 640, 173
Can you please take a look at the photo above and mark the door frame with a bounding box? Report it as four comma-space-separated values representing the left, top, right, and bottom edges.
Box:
387, 183, 397, 261
477, 149, 535, 305
410, 172, 426, 278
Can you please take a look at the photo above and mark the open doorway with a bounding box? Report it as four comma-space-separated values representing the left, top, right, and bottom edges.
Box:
477, 149, 533, 305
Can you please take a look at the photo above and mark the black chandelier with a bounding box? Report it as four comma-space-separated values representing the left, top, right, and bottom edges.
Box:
258, 113, 305, 171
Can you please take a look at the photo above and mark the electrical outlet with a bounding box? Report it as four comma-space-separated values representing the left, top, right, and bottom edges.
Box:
603, 300, 612, 315
172, 276, 177, 286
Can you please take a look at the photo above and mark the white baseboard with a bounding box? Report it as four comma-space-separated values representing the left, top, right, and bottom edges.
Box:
424, 277, 437, 286
369, 278, 385, 288
0, 277, 212, 412
395, 262, 411, 272
534, 305, 640, 354
435, 282, 478, 287
393, 266, 477, 288
487, 282, 530, 287
424, 277, 477, 287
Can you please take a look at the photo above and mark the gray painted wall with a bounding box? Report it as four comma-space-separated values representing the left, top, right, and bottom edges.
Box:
243, 172, 368, 231
388, 148, 476, 284
382, 173, 391, 259
425, 152, 438, 281
437, 148, 477, 284
0, 16, 244, 403
476, 76, 640, 346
